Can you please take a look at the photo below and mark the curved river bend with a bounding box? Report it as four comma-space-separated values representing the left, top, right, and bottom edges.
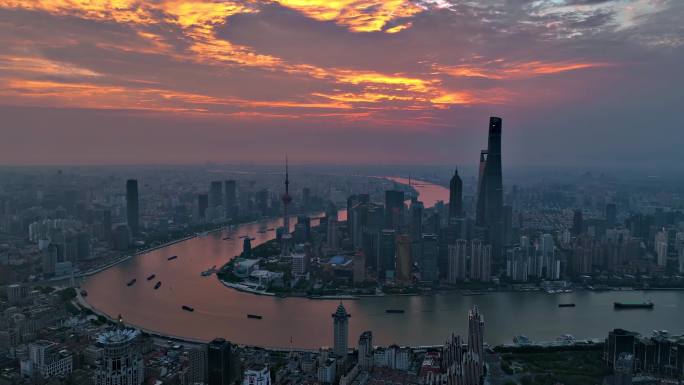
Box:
82, 177, 684, 349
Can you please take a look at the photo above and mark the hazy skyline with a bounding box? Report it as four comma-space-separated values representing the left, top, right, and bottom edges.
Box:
0, 0, 682, 167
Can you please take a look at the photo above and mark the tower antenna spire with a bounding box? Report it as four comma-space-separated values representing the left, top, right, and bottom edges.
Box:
281, 154, 293, 256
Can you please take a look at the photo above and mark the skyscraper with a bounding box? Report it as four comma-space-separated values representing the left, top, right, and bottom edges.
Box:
409, 199, 424, 240
572, 210, 584, 236
94, 329, 144, 385
475, 151, 488, 226
358, 331, 374, 370
209, 181, 223, 208
468, 306, 485, 377
327, 217, 339, 250
469, 241, 492, 282
395, 234, 412, 284
421, 233, 439, 282
447, 240, 468, 283
384, 190, 405, 231
484, 117, 504, 259
126, 179, 139, 236
224, 180, 237, 218
102, 209, 112, 243
198, 194, 209, 221
449, 168, 464, 220
281, 157, 293, 256
332, 303, 350, 359
378, 229, 396, 280
302, 187, 311, 211
606, 203, 617, 227
208, 338, 236, 385
188, 345, 208, 384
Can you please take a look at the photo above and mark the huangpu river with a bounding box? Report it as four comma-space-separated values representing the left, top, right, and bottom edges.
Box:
82, 177, 684, 349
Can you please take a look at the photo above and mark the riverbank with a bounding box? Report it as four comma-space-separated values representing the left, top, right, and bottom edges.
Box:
77, 288, 605, 353
72, 223, 242, 280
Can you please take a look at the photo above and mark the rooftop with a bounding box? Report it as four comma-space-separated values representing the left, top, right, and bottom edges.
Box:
96, 328, 140, 345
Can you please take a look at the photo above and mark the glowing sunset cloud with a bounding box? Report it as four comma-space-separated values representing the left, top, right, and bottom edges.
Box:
272, 0, 423, 32
436, 61, 612, 80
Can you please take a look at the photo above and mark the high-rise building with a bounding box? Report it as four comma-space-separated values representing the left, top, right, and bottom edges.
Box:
485, 117, 504, 259
224, 180, 237, 218
25, 340, 73, 379
431, 308, 486, 385
209, 181, 223, 208
409, 199, 424, 240
297, 215, 311, 241
112, 224, 131, 251
327, 217, 339, 250
208, 338, 237, 385
572, 210, 584, 236
613, 353, 633, 385
353, 252, 366, 284
358, 331, 374, 370
655, 230, 668, 267
469, 241, 492, 283
281, 157, 293, 256
102, 209, 112, 243
447, 240, 468, 283
449, 168, 464, 220
242, 365, 271, 385
421, 234, 439, 282
94, 329, 144, 385
395, 234, 412, 284
606, 203, 618, 228
332, 303, 350, 359
291, 253, 308, 276
503, 205, 513, 246
506, 247, 528, 282
126, 179, 139, 236
378, 229, 396, 280
198, 194, 209, 221
384, 190, 405, 231
468, 306, 485, 377
475, 151, 488, 227
188, 345, 208, 384
302, 187, 311, 211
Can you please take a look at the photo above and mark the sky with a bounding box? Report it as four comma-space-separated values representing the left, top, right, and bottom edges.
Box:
0, 0, 682, 168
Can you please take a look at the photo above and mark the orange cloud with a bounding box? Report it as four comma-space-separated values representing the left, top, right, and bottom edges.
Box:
0, 79, 352, 112
272, 0, 422, 32
385, 22, 412, 34
0, 0, 155, 24
0, 0, 522, 127
0, 55, 102, 78
436, 60, 612, 80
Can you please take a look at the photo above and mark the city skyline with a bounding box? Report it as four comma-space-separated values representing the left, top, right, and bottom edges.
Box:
0, 1, 682, 167
1, 2, 684, 384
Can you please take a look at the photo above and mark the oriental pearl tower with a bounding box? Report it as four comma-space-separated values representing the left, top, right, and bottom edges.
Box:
281, 155, 293, 256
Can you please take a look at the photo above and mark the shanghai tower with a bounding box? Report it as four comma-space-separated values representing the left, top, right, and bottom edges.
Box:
475, 117, 504, 260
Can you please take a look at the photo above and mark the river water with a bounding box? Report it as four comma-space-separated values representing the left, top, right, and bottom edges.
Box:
82, 177, 684, 349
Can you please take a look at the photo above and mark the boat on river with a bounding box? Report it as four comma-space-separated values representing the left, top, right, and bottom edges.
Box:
154, 281, 162, 290
182, 305, 194, 312
127, 279, 136, 287
147, 274, 156, 281
247, 314, 263, 319
614, 301, 653, 309
386, 309, 405, 314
